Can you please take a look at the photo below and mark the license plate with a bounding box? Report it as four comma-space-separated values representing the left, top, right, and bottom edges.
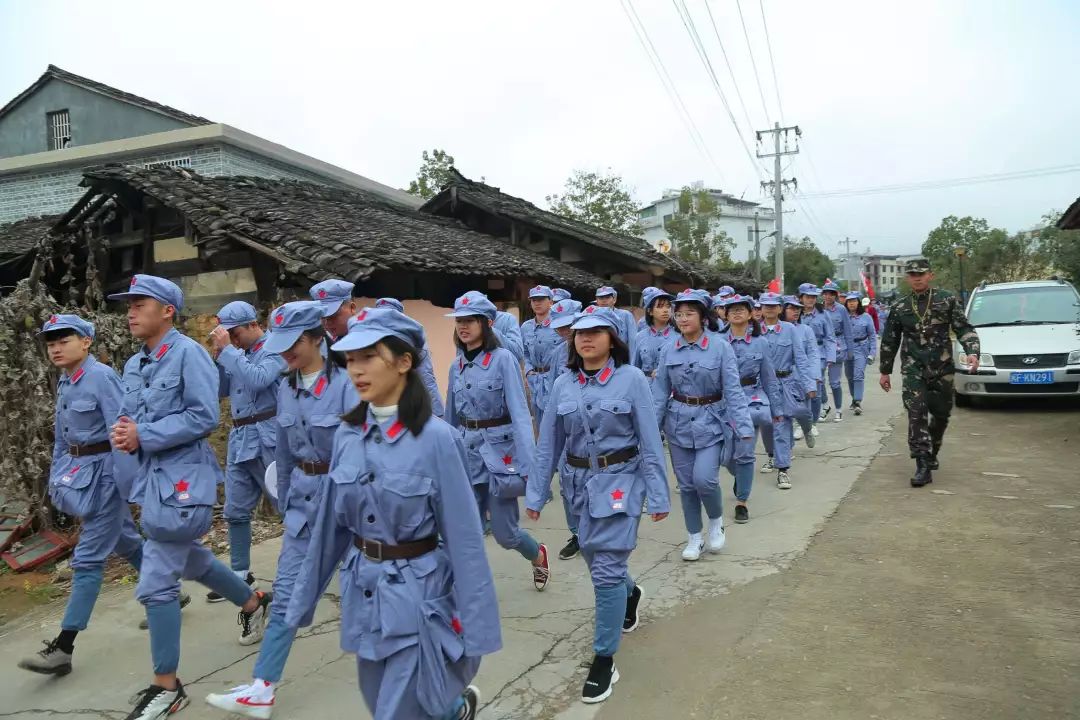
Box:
1009, 371, 1054, 384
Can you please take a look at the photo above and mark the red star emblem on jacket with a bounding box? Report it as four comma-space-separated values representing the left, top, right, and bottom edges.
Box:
611, 488, 624, 501
175, 479, 190, 492
502, 455, 513, 465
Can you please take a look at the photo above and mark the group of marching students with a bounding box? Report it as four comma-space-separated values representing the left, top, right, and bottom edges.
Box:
16, 272, 878, 720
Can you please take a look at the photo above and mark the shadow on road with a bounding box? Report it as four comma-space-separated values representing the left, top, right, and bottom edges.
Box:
963, 395, 1080, 413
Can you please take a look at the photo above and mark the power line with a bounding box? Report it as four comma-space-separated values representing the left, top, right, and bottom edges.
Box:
702, 0, 758, 138
758, 0, 785, 123
799, 163, 1080, 199
672, 0, 763, 180
735, 0, 771, 122
619, 0, 726, 182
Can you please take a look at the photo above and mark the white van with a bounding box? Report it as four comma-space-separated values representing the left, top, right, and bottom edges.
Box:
953, 279, 1080, 404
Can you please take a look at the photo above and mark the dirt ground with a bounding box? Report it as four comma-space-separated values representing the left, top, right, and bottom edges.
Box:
597, 396, 1080, 720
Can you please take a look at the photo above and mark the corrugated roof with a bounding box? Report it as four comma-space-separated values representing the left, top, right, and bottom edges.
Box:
0, 215, 57, 258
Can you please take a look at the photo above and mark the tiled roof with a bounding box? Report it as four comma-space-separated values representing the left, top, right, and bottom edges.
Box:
1058, 196, 1080, 230
0, 65, 211, 126
421, 169, 757, 291
57, 165, 608, 290
0, 216, 57, 258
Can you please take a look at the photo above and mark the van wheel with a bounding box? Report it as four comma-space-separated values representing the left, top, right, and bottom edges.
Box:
954, 391, 972, 408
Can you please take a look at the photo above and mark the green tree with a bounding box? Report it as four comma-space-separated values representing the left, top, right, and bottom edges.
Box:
922, 215, 1054, 292
407, 148, 456, 199
546, 170, 640, 235
664, 187, 734, 267
765, 235, 835, 294
1037, 210, 1080, 282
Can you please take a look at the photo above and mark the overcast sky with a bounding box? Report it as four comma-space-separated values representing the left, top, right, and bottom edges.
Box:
3, 0, 1078, 258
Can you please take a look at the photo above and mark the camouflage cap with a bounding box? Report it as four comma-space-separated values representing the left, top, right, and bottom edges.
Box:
904, 257, 931, 274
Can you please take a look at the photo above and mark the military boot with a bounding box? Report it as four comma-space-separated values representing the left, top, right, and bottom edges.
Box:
928, 443, 942, 471
910, 456, 933, 488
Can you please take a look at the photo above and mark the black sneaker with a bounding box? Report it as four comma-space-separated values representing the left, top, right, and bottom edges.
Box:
623, 585, 642, 633
238, 590, 273, 646
125, 681, 189, 720
456, 685, 481, 719
17, 639, 73, 676
581, 654, 619, 704
558, 535, 580, 561
734, 505, 749, 524
853, 401, 863, 416
208, 572, 257, 603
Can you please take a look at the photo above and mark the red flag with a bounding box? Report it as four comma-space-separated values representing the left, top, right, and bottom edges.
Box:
767, 277, 781, 293
860, 271, 876, 299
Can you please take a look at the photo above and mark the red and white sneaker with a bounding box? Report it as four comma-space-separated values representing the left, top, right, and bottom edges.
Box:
205, 679, 275, 719
532, 544, 551, 592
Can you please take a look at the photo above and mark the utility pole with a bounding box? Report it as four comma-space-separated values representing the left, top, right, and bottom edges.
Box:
838, 236, 859, 290
757, 122, 800, 291
752, 213, 761, 280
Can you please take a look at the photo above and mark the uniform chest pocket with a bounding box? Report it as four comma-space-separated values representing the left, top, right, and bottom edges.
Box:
68, 398, 100, 430
147, 374, 183, 411
595, 399, 632, 434
380, 473, 433, 535
556, 401, 578, 433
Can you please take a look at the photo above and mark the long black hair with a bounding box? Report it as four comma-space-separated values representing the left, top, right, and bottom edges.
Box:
286, 328, 346, 390
452, 316, 502, 353
724, 300, 763, 336
646, 296, 675, 329
675, 301, 719, 333
341, 336, 432, 436
565, 328, 630, 371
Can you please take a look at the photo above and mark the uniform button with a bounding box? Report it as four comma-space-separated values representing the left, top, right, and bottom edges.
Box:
145, 382, 150, 388
367, 514, 376, 523
374, 436, 382, 444
466, 383, 472, 389
363, 590, 373, 598
586, 404, 592, 410
305, 495, 311, 501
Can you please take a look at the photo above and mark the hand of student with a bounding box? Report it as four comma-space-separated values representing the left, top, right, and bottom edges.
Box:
773, 416, 783, 423
807, 390, 817, 399
651, 512, 669, 522
209, 325, 231, 353
111, 416, 140, 452
525, 508, 541, 521
880, 374, 892, 392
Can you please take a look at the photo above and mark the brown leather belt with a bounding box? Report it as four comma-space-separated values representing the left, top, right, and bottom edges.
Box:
298, 460, 330, 475
775, 370, 793, 378
233, 409, 276, 427
68, 441, 111, 457
353, 535, 438, 562
532, 366, 550, 374
461, 415, 511, 430
672, 391, 722, 406
565, 447, 639, 469
740, 376, 759, 386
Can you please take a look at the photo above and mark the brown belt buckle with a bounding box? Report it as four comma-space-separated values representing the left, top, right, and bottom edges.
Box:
363, 539, 383, 562
597, 455, 610, 469
68, 445, 82, 458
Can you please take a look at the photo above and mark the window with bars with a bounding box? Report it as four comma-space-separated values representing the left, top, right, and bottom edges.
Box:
47, 110, 71, 150
143, 157, 192, 169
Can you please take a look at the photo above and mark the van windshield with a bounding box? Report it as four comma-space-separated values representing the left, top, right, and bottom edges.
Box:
968, 286, 1080, 327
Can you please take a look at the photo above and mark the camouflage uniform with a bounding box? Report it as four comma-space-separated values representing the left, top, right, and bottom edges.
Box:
878, 259, 980, 459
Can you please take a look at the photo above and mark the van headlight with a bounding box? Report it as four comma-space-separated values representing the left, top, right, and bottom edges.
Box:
1068, 350, 1080, 365
979, 353, 995, 367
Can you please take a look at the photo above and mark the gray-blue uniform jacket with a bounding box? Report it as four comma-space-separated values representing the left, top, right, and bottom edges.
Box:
522, 317, 560, 411
850, 313, 878, 358
725, 329, 784, 416
285, 411, 501, 714
217, 335, 285, 465
49, 355, 125, 518
119, 328, 222, 542
632, 324, 675, 381
275, 367, 358, 539
761, 321, 817, 416
801, 309, 838, 365
822, 303, 854, 360
493, 311, 524, 364
652, 332, 753, 451
527, 361, 670, 551
444, 348, 535, 496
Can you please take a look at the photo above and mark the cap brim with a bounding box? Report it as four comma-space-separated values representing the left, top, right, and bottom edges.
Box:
37, 324, 90, 337
571, 317, 616, 331
330, 328, 396, 352
445, 308, 490, 318
219, 319, 253, 330
262, 328, 306, 354
317, 299, 345, 317
550, 316, 576, 329
528, 293, 553, 300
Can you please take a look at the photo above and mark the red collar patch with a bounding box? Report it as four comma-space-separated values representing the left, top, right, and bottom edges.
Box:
578, 371, 587, 385
312, 375, 328, 398
481, 352, 492, 368
700, 335, 709, 349
355, 310, 368, 322
70, 367, 85, 384
252, 340, 265, 353
386, 420, 405, 440
155, 343, 170, 360
598, 366, 613, 383
542, 319, 551, 328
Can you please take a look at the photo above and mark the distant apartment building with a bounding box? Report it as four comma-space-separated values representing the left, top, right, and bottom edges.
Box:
637, 182, 775, 264
862, 253, 922, 296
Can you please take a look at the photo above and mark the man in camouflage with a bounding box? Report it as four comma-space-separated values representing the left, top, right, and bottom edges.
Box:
879, 258, 980, 487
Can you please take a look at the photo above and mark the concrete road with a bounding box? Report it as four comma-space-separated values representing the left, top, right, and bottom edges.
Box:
595, 395, 1080, 720
2, 384, 902, 719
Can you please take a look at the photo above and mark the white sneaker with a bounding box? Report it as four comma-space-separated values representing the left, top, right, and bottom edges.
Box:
760, 457, 776, 473
819, 404, 831, 421
805, 428, 817, 448
127, 682, 190, 720
834, 410, 843, 423
793, 425, 804, 441
810, 425, 820, 438
706, 519, 726, 553
681, 533, 704, 561
206, 680, 275, 719
238, 591, 272, 646
777, 471, 792, 490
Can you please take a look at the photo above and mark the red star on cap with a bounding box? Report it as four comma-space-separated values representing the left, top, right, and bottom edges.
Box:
175, 479, 189, 492
130, 276, 137, 286
555, 304, 563, 312
49, 314, 58, 324
502, 455, 513, 465
586, 305, 596, 313
274, 313, 284, 325
318, 289, 327, 298
461, 297, 469, 305
611, 488, 624, 501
